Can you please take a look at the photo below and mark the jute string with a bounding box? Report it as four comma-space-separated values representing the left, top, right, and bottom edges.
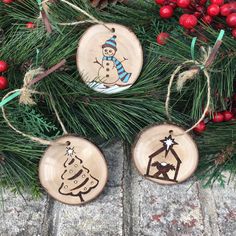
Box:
59, 0, 113, 32
1, 68, 68, 146
165, 30, 224, 136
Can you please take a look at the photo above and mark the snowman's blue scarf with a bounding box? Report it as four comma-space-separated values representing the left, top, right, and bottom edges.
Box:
103, 56, 131, 83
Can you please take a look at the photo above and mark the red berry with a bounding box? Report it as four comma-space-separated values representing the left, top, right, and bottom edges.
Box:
232, 28, 236, 38
196, 6, 205, 13
26, 22, 35, 29
226, 13, 236, 28
179, 14, 189, 26
0, 76, 8, 90
156, 32, 170, 45
182, 14, 198, 29
194, 12, 201, 18
222, 111, 234, 121
207, 4, 220, 16
170, 2, 178, 9
193, 121, 206, 133
155, 0, 165, 5
212, 112, 224, 123
199, 0, 207, 5
0, 60, 8, 73
177, 0, 190, 8
220, 4, 231, 16
160, 5, 174, 19
229, 2, 236, 9
210, 0, 224, 6
2, 0, 14, 3
202, 15, 213, 24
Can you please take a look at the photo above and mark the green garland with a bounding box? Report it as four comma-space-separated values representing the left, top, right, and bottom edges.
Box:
0, 0, 235, 195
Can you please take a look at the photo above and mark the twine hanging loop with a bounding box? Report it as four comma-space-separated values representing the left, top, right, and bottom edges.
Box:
0, 60, 68, 146
165, 30, 225, 135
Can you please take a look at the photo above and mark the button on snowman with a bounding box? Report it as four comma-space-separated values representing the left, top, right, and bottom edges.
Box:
94, 35, 132, 87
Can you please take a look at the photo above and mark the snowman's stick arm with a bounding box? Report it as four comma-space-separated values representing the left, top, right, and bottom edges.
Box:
120, 57, 128, 63
93, 57, 103, 67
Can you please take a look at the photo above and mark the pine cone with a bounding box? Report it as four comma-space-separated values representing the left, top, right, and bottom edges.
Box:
90, 0, 128, 9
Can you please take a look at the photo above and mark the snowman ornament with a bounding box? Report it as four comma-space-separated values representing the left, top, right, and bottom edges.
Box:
77, 23, 143, 94
94, 35, 132, 87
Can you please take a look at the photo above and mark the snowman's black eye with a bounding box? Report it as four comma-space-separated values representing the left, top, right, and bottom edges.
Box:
105, 49, 108, 52
109, 50, 112, 53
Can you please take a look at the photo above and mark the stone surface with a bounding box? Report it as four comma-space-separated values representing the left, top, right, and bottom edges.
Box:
0, 142, 236, 236
0, 191, 48, 236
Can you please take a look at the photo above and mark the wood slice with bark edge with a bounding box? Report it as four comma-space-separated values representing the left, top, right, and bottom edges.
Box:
132, 124, 199, 185
77, 23, 143, 94
39, 135, 108, 205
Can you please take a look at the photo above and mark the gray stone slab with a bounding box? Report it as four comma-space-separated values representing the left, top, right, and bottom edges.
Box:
130, 166, 207, 236
1, 142, 236, 236
0, 190, 48, 236
50, 141, 125, 236
212, 177, 236, 236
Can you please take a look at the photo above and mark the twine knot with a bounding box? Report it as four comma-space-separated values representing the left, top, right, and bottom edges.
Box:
176, 46, 213, 91
19, 68, 44, 105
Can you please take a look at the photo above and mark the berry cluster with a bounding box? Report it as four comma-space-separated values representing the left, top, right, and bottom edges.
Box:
0, 60, 9, 90
194, 94, 236, 133
155, 0, 236, 38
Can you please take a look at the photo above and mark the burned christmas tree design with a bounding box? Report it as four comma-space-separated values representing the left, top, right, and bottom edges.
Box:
145, 134, 182, 182
58, 145, 99, 202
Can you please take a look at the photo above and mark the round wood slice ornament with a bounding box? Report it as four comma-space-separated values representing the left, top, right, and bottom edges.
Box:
77, 23, 143, 94
39, 135, 108, 205
132, 124, 199, 185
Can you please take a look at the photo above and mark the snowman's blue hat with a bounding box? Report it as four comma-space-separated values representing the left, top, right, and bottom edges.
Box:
102, 35, 117, 51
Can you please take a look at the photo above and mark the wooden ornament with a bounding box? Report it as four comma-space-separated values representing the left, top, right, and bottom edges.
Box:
39, 135, 108, 205
77, 23, 143, 94
132, 124, 199, 185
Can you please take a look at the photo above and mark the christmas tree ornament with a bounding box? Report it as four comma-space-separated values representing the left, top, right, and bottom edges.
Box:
0, 59, 108, 205
77, 23, 143, 94
226, 13, 236, 28
39, 135, 108, 205
0, 60, 8, 73
0, 76, 8, 90
132, 124, 199, 184
156, 32, 170, 45
133, 30, 225, 185
160, 5, 174, 19
59, 0, 143, 94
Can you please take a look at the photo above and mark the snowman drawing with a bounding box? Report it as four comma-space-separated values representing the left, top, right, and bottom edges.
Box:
93, 35, 132, 88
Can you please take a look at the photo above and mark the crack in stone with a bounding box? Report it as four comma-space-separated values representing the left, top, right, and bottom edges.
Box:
40, 195, 55, 236
122, 142, 133, 236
